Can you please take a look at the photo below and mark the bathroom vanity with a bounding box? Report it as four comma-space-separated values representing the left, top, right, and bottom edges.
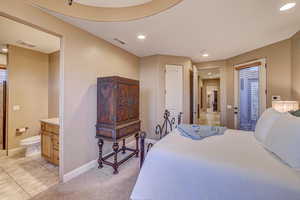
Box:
40, 118, 59, 166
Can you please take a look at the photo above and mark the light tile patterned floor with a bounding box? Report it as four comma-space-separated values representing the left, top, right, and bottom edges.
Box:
0, 154, 59, 200
198, 112, 221, 126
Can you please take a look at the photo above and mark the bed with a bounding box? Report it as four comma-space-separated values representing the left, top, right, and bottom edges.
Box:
131, 129, 300, 200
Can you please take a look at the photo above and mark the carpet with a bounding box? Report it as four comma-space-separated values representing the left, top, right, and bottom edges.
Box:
31, 156, 140, 200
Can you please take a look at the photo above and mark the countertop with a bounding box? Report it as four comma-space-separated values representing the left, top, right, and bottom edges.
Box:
40, 118, 59, 126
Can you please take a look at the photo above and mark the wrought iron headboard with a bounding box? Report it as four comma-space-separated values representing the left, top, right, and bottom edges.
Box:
140, 110, 183, 167
156, 110, 176, 139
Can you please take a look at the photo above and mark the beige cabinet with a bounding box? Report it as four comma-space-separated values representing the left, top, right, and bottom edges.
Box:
41, 122, 59, 165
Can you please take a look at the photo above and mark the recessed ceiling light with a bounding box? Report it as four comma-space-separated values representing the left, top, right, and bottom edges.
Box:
202, 53, 209, 57
1, 48, 8, 53
137, 34, 146, 40
280, 2, 296, 11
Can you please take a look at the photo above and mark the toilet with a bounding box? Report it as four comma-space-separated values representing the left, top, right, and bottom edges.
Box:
20, 135, 41, 157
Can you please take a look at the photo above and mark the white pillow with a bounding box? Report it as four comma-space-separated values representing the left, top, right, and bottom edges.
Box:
254, 108, 282, 143
264, 113, 300, 168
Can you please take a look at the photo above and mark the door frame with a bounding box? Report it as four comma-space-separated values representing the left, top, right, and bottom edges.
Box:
234, 58, 267, 129
189, 69, 194, 123
192, 65, 199, 124
1, 13, 64, 182
165, 64, 184, 124
197, 66, 226, 125
0, 64, 7, 151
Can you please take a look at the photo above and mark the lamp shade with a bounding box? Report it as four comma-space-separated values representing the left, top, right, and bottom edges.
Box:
272, 101, 299, 113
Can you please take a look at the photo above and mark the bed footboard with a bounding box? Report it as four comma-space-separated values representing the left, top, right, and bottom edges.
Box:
140, 110, 183, 168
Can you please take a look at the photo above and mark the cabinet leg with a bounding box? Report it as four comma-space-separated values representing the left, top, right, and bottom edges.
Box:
98, 138, 103, 169
135, 133, 139, 158
122, 139, 126, 154
113, 142, 119, 174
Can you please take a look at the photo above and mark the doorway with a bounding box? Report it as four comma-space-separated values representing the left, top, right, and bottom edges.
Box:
234, 59, 267, 131
198, 68, 222, 126
165, 65, 183, 123
0, 15, 62, 199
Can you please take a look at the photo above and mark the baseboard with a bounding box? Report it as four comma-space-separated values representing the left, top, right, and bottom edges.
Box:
62, 139, 138, 183
63, 159, 97, 183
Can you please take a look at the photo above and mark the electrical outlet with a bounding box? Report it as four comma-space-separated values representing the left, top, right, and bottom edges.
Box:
272, 96, 281, 101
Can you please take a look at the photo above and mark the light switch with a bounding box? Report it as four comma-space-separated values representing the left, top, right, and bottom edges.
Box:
13, 105, 20, 111
227, 105, 232, 109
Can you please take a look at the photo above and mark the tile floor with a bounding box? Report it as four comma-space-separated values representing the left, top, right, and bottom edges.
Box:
0, 154, 59, 200
198, 112, 221, 126
0, 149, 6, 157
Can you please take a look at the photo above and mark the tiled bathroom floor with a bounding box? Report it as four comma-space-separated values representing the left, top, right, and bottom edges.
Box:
0, 154, 59, 200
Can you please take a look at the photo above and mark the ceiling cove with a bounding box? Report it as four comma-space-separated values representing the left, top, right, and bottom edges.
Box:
29, 0, 183, 22
73, 0, 152, 8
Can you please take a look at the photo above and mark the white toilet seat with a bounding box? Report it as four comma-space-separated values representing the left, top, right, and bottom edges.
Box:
20, 135, 41, 146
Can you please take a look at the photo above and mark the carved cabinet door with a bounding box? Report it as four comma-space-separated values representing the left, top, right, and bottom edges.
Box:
128, 84, 139, 120
117, 83, 129, 122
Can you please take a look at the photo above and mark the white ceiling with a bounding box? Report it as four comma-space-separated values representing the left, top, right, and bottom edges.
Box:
198, 68, 220, 79
47, 0, 300, 62
74, 0, 152, 8
0, 16, 60, 54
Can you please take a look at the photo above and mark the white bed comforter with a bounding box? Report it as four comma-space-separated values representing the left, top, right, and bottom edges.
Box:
131, 129, 300, 200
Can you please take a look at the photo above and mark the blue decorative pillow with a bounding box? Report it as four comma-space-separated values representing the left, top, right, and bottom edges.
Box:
289, 110, 300, 117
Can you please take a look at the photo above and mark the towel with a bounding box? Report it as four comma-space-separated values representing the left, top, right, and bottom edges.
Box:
177, 124, 227, 140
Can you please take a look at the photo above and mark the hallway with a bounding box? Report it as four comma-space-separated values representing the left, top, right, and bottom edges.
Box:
198, 112, 220, 126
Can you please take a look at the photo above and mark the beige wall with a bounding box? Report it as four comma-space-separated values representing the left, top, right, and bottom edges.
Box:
292, 31, 300, 101
7, 45, 49, 149
48, 51, 60, 118
139, 56, 160, 138
0, 0, 139, 175
225, 39, 292, 128
139, 55, 192, 138
195, 40, 293, 128
194, 60, 227, 69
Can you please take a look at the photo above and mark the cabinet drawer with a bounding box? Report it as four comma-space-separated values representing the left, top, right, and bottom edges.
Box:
41, 122, 59, 134
116, 121, 140, 139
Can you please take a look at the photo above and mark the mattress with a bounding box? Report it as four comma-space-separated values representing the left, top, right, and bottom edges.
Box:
131, 129, 300, 200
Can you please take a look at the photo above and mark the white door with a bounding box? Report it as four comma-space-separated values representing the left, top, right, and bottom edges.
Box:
234, 59, 267, 130
165, 65, 183, 124
193, 65, 199, 124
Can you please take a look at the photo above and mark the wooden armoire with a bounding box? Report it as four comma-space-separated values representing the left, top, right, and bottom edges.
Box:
96, 76, 140, 174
